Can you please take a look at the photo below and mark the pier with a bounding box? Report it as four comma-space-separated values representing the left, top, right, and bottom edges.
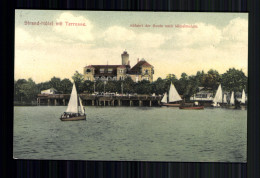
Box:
37, 94, 162, 107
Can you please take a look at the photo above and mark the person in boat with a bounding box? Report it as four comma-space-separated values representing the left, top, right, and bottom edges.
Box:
61, 112, 66, 118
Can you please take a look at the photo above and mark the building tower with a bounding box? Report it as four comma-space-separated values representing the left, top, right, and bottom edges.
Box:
121, 50, 129, 65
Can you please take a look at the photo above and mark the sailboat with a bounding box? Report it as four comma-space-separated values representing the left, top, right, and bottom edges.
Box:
212, 84, 223, 107
241, 89, 246, 104
161, 82, 182, 107
230, 91, 235, 105
225, 91, 236, 109
222, 93, 227, 106
60, 83, 86, 121
240, 89, 247, 109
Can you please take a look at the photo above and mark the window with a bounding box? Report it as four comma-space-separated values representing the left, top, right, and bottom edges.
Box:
120, 69, 124, 73
100, 68, 104, 73
86, 69, 91, 73
108, 68, 113, 73
144, 70, 149, 74
195, 94, 207, 98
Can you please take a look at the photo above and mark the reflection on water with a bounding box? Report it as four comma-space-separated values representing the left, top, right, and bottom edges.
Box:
13, 106, 247, 162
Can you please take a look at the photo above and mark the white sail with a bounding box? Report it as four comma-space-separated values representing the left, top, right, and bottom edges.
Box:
169, 82, 182, 102
213, 84, 223, 103
230, 91, 235, 105
223, 94, 227, 103
161, 92, 168, 103
241, 89, 246, 104
66, 83, 78, 113
79, 96, 85, 115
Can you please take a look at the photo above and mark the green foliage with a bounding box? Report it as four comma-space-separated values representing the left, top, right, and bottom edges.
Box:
60, 79, 73, 94
151, 77, 167, 94
104, 81, 120, 93
134, 80, 152, 94
72, 71, 84, 93
221, 68, 247, 92
201, 69, 221, 90
14, 68, 248, 105
122, 77, 135, 94
14, 78, 38, 102
95, 80, 105, 93
50, 77, 62, 91
81, 80, 94, 93
166, 74, 178, 83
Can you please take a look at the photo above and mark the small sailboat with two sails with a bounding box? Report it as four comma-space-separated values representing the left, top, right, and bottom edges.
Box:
60, 83, 86, 121
161, 82, 182, 107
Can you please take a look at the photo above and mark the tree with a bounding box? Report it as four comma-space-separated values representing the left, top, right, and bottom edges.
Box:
134, 80, 152, 94
14, 79, 27, 101
72, 71, 84, 93
50, 77, 62, 92
176, 73, 189, 96
166, 74, 178, 83
122, 77, 135, 94
60, 78, 73, 94
221, 68, 247, 93
188, 75, 200, 97
95, 80, 105, 93
151, 77, 167, 95
19, 78, 38, 102
201, 69, 221, 90
195, 70, 205, 85
81, 80, 94, 93
37, 81, 52, 92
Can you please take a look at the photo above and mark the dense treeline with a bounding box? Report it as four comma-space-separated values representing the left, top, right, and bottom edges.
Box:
14, 68, 247, 103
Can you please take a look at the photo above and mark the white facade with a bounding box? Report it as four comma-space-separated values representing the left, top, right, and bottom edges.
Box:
41, 88, 57, 94
190, 88, 214, 101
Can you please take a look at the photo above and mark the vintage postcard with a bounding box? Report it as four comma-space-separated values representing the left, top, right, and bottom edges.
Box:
14, 10, 248, 162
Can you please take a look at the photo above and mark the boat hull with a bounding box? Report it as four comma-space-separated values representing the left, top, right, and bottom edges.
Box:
60, 115, 86, 121
179, 106, 204, 110
161, 103, 181, 107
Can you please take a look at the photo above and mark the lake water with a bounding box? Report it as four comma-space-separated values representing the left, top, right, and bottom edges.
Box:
13, 106, 247, 162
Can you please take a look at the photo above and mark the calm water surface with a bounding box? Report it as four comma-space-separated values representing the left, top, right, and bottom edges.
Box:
13, 106, 247, 162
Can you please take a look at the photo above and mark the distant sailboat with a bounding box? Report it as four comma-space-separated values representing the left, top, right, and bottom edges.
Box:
225, 91, 236, 109
240, 89, 247, 110
161, 82, 182, 107
60, 83, 86, 121
212, 84, 222, 107
223, 94, 227, 104
241, 89, 246, 104
230, 91, 235, 105
161, 92, 168, 103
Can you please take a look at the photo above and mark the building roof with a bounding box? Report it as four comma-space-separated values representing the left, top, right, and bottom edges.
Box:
84, 65, 95, 68
128, 60, 153, 74
85, 65, 130, 68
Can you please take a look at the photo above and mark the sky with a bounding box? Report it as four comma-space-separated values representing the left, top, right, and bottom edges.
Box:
15, 10, 248, 83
